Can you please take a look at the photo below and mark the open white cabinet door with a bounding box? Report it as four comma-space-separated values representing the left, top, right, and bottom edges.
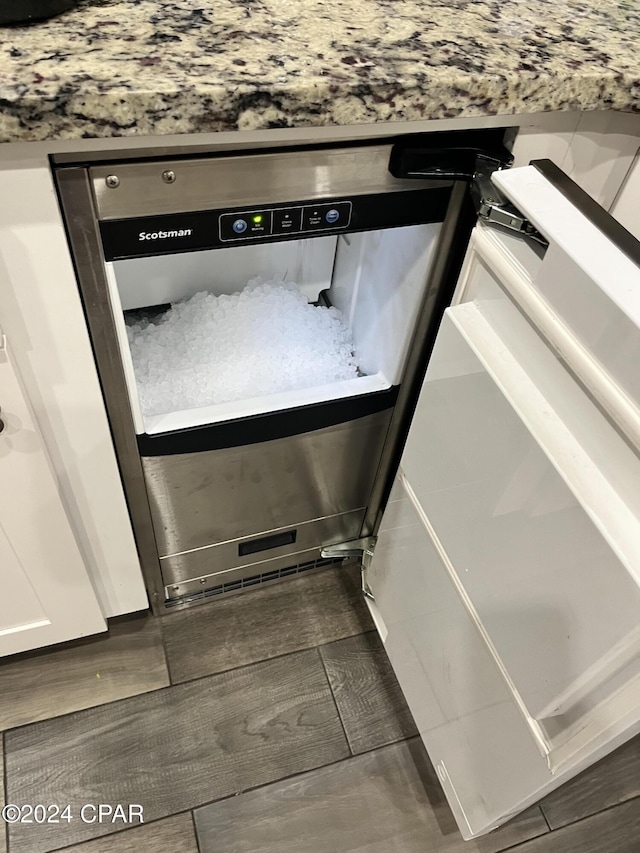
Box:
0, 333, 106, 656
365, 162, 640, 838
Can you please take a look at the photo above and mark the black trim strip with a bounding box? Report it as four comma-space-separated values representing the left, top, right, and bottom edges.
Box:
137, 386, 399, 456
531, 159, 640, 268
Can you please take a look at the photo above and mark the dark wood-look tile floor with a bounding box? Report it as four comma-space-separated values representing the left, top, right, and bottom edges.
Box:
320, 631, 418, 754
57, 814, 198, 853
540, 736, 640, 829
6, 650, 348, 853
162, 563, 373, 683
510, 799, 640, 853
194, 739, 550, 853
0, 615, 169, 731
0, 565, 639, 853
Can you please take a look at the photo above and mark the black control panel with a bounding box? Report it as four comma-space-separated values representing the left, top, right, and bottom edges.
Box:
99, 189, 452, 262
220, 201, 352, 242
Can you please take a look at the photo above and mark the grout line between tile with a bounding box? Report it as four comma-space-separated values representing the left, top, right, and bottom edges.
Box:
191, 810, 203, 853
490, 811, 551, 852
491, 794, 640, 852
191, 751, 358, 819
316, 646, 354, 756
184, 739, 426, 831
540, 804, 552, 832
154, 607, 174, 687
315, 627, 377, 655
540, 793, 640, 833
497, 831, 558, 852
187, 736, 426, 824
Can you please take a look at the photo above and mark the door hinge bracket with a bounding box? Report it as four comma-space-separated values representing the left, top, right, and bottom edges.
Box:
321, 536, 377, 569
472, 154, 547, 246
321, 537, 377, 602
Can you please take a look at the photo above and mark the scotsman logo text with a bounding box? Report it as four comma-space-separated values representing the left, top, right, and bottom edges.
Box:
138, 228, 193, 241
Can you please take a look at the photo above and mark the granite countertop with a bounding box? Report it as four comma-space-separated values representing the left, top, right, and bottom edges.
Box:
0, 0, 639, 143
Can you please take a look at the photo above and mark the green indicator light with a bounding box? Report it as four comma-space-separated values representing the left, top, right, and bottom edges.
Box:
252, 215, 263, 224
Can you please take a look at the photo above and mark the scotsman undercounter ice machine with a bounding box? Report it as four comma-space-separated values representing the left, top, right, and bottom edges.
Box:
56, 130, 512, 608
55, 132, 640, 840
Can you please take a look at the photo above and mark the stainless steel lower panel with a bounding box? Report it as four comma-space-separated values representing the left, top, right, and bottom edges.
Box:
162, 509, 365, 596
142, 409, 392, 558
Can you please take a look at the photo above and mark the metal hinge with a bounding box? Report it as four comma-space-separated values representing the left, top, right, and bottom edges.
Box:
471, 154, 547, 246
321, 536, 376, 567
320, 536, 377, 600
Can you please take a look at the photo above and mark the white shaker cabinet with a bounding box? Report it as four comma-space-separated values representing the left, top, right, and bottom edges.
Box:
0, 332, 105, 655
0, 162, 149, 621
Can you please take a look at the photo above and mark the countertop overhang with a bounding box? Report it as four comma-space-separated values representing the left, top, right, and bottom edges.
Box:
0, 0, 639, 143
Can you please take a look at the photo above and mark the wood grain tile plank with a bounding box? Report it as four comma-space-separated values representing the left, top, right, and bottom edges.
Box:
195, 738, 549, 853
5, 649, 348, 853
0, 614, 169, 731
56, 814, 198, 853
509, 797, 640, 853
540, 736, 640, 829
163, 565, 373, 684
320, 630, 418, 754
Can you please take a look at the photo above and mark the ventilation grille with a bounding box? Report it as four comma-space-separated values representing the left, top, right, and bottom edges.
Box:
165, 556, 344, 608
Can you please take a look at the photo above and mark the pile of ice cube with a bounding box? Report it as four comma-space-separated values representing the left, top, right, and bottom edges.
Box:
126, 279, 359, 417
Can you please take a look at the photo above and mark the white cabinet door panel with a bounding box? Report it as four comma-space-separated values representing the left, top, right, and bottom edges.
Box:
401, 304, 640, 726
492, 165, 640, 447
0, 524, 49, 632
367, 163, 640, 838
0, 337, 105, 655
368, 474, 551, 838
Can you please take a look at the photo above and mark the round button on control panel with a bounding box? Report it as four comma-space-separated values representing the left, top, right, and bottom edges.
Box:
325, 209, 340, 224
232, 219, 248, 234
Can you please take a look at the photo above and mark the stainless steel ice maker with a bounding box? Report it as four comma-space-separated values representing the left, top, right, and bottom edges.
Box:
55, 130, 511, 611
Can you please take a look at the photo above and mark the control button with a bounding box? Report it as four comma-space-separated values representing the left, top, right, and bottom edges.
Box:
302, 201, 351, 231
220, 210, 271, 241
272, 207, 303, 235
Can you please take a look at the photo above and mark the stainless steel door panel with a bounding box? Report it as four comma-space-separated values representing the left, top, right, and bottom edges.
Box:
90, 145, 448, 220
161, 509, 365, 592
142, 410, 392, 558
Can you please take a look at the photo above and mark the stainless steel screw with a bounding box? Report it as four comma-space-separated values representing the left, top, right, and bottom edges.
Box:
172, 585, 180, 592
105, 175, 120, 189
162, 170, 176, 184
199, 578, 206, 585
